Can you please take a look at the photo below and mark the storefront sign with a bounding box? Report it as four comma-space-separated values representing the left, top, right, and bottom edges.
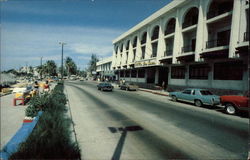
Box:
135, 59, 156, 68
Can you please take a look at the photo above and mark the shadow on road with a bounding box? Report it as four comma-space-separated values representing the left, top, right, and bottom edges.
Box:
108, 126, 143, 160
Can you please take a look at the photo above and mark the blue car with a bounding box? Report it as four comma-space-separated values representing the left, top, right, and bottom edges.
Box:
169, 88, 220, 107
97, 83, 113, 91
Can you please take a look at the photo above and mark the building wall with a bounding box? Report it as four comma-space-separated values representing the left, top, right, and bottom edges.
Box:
112, 0, 249, 92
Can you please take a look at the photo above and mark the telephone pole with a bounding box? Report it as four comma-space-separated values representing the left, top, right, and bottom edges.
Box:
59, 42, 66, 79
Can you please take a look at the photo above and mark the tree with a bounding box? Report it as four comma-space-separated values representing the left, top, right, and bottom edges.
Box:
44, 60, 57, 76
65, 57, 77, 76
87, 54, 99, 75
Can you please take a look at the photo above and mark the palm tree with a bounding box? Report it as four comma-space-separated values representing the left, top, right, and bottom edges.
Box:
65, 57, 77, 77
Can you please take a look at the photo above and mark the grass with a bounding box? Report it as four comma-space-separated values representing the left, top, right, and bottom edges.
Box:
10, 82, 81, 159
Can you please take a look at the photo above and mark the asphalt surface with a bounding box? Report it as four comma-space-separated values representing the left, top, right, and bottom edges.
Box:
65, 80, 249, 160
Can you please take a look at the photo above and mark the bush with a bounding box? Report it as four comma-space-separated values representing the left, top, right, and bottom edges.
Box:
10, 83, 81, 159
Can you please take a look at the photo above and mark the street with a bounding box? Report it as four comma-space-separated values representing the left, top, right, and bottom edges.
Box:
65, 81, 248, 160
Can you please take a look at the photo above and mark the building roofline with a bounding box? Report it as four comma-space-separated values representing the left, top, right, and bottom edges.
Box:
112, 0, 185, 44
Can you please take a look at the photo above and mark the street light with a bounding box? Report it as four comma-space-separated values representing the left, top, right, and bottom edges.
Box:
59, 42, 66, 80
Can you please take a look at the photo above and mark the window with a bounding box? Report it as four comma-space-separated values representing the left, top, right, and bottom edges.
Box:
214, 61, 244, 80
141, 32, 147, 44
138, 69, 145, 78
131, 70, 137, 77
120, 44, 123, 52
152, 42, 158, 57
125, 70, 130, 77
126, 40, 130, 50
133, 49, 136, 62
141, 46, 146, 59
120, 70, 124, 77
200, 90, 213, 95
171, 66, 185, 79
133, 37, 137, 48
189, 64, 210, 79
183, 90, 191, 94
151, 26, 159, 40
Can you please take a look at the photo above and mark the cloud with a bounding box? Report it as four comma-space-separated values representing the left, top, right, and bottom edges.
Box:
1, 22, 124, 70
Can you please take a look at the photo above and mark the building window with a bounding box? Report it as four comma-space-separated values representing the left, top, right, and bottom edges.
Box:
151, 42, 158, 57
171, 66, 185, 79
141, 46, 145, 59
120, 70, 124, 77
125, 70, 130, 77
131, 70, 137, 77
165, 18, 176, 35
214, 61, 244, 80
120, 44, 123, 52
133, 49, 136, 62
182, 7, 198, 28
151, 26, 159, 40
138, 69, 145, 78
133, 37, 137, 48
189, 64, 210, 79
126, 40, 130, 50
141, 32, 147, 44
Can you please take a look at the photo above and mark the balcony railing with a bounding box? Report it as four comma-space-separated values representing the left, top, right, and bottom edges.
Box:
182, 45, 195, 53
206, 39, 230, 48
244, 32, 249, 41
165, 26, 175, 35
164, 49, 173, 56
207, 8, 232, 19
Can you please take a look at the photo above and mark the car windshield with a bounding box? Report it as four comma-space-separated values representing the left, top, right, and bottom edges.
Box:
200, 90, 213, 95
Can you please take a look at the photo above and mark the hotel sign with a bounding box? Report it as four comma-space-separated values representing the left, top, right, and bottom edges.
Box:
135, 59, 157, 68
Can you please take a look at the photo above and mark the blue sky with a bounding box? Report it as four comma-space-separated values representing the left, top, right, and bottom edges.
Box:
1, 0, 171, 71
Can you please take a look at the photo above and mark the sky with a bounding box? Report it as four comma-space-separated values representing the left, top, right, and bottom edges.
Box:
1, 0, 171, 71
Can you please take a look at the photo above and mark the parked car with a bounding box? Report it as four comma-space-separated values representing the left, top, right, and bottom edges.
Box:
169, 88, 220, 107
220, 93, 249, 115
120, 82, 138, 91
97, 83, 113, 91
80, 77, 84, 81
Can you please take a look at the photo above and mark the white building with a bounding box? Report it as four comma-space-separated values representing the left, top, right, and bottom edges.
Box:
96, 56, 115, 80
112, 0, 249, 93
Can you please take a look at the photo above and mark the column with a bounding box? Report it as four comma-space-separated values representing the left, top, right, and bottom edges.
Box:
172, 8, 182, 64
229, 0, 241, 58
195, 0, 205, 61
157, 18, 165, 60
145, 26, 152, 59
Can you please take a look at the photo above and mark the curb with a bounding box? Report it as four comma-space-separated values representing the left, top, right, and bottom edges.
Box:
0, 111, 43, 160
138, 88, 169, 96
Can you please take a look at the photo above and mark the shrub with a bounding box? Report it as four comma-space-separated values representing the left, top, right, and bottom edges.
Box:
10, 83, 81, 159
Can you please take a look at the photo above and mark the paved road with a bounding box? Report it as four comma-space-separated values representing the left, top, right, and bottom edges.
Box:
65, 81, 248, 160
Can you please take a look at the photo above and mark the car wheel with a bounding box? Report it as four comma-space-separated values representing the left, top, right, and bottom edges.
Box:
194, 100, 202, 107
225, 103, 236, 115
172, 96, 177, 102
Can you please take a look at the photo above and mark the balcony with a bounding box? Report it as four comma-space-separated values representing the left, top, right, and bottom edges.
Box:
206, 39, 229, 49
182, 45, 195, 53
244, 32, 249, 41
164, 49, 173, 56
207, 9, 232, 19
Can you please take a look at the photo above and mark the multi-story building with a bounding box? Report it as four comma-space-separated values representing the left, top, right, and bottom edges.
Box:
96, 56, 115, 81
112, 0, 249, 93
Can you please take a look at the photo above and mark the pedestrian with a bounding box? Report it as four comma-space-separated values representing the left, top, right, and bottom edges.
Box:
43, 80, 50, 92
33, 81, 39, 95
162, 81, 165, 91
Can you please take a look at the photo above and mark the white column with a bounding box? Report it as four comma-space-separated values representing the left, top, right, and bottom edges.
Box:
172, 9, 182, 64
157, 18, 165, 60
195, 0, 205, 61
145, 26, 152, 59
229, 0, 241, 58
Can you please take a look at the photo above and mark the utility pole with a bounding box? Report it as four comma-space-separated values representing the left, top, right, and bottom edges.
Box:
40, 57, 43, 79
59, 42, 66, 80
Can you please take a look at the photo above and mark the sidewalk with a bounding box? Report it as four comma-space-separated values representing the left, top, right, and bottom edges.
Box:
0, 94, 27, 149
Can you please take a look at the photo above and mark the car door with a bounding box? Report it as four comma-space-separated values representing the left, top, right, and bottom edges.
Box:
180, 89, 192, 102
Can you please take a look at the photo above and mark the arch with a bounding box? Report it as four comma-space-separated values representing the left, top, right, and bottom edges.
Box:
132, 36, 137, 48
207, 0, 233, 19
182, 7, 199, 28
141, 32, 147, 44
165, 18, 176, 35
126, 40, 130, 50
151, 25, 160, 40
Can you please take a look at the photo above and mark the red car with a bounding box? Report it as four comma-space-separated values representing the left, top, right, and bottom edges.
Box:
220, 93, 249, 115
